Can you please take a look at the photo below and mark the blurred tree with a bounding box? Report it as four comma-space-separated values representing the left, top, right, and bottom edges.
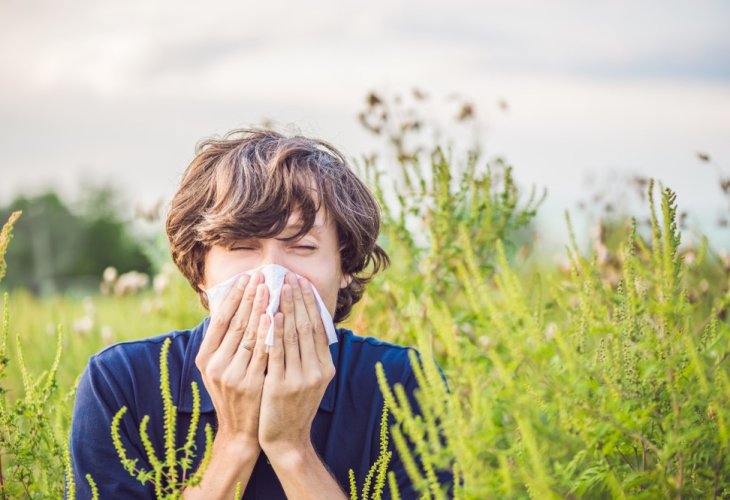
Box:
0, 185, 152, 295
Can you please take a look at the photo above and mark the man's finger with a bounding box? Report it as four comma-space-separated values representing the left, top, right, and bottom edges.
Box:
240, 281, 268, 356
288, 274, 318, 368
199, 274, 247, 359
267, 312, 285, 380
217, 272, 260, 361
300, 277, 331, 369
246, 312, 271, 380
280, 283, 302, 377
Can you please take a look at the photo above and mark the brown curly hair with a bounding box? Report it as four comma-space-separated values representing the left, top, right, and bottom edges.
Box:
164, 128, 390, 324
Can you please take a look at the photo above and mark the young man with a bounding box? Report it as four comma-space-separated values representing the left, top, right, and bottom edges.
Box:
69, 129, 451, 498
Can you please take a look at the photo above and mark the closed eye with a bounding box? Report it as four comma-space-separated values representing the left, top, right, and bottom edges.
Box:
231, 246, 317, 251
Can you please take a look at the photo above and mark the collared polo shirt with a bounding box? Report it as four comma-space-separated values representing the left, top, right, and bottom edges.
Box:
68, 316, 453, 499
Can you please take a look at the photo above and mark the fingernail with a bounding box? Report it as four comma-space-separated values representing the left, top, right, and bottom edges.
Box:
237, 275, 247, 289
299, 277, 310, 289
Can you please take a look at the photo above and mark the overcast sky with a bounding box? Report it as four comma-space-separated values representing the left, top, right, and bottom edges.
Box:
1, 0, 729, 250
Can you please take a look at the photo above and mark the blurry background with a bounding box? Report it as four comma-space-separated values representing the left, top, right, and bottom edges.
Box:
1, 0, 729, 295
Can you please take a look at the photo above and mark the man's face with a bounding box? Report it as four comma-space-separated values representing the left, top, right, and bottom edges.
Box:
198, 207, 351, 318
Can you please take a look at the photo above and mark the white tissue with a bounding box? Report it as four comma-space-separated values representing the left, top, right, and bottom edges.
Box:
203, 263, 338, 349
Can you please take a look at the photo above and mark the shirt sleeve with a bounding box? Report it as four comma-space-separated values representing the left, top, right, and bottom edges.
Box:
384, 349, 454, 500
67, 354, 156, 499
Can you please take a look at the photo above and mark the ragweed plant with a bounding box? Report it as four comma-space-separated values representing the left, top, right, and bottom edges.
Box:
349, 90, 544, 356
110, 337, 214, 499
348, 404, 393, 500
0, 211, 78, 499
0, 211, 21, 285
370, 180, 730, 498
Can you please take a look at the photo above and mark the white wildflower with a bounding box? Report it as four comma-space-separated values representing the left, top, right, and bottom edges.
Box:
103, 266, 118, 284
73, 316, 94, 336
101, 325, 115, 345
114, 271, 149, 296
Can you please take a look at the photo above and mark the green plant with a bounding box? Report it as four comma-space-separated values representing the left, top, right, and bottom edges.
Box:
0, 211, 79, 498
0, 211, 21, 285
110, 337, 214, 498
372, 181, 730, 498
348, 404, 393, 500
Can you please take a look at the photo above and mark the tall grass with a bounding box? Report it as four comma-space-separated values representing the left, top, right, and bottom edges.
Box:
352, 92, 730, 497
1, 211, 71, 498
361, 163, 730, 497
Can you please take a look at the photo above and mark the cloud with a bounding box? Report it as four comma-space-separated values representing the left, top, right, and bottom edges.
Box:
384, 0, 730, 81
139, 36, 265, 79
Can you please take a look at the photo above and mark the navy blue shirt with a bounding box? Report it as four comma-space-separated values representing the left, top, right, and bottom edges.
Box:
69, 316, 452, 498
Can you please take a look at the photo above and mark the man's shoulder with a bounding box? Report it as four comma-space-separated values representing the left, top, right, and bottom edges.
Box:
80, 319, 209, 414
88, 318, 206, 377
336, 327, 419, 382
338, 328, 416, 355
92, 329, 190, 364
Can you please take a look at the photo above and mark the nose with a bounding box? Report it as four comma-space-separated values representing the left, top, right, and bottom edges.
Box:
259, 241, 289, 269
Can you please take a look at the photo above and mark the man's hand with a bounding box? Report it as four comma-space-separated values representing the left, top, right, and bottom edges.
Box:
184, 271, 274, 498
190, 270, 344, 499
257, 272, 345, 499
195, 270, 271, 452
258, 272, 336, 459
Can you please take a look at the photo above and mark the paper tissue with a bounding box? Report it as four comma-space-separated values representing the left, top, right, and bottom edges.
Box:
203, 263, 338, 350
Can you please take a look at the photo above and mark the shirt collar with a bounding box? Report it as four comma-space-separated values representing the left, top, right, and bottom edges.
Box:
177, 316, 340, 413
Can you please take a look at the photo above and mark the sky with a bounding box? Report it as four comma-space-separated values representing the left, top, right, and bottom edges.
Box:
1, 0, 729, 251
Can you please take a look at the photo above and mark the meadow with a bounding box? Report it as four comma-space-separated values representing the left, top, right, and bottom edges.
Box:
1, 96, 729, 498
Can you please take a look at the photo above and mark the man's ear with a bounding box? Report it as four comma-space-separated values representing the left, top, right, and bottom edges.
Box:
340, 273, 353, 289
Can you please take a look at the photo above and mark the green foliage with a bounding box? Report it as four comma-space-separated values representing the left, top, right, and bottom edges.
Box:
364, 177, 730, 498
348, 404, 393, 500
349, 93, 729, 497
85, 474, 98, 500
110, 337, 214, 498
0, 210, 209, 498
0, 211, 21, 285
0, 268, 205, 399
0, 211, 76, 498
0, 186, 153, 295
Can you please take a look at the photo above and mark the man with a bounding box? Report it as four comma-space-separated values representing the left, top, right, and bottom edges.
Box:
69, 128, 452, 498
